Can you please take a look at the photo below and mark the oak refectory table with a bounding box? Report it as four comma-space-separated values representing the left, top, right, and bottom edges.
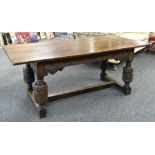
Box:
3, 36, 149, 118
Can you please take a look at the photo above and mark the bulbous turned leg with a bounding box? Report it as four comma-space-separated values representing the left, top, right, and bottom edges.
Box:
100, 60, 108, 81
23, 64, 35, 91
34, 80, 48, 118
122, 61, 133, 95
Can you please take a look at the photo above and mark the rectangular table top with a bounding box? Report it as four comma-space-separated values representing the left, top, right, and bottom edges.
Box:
3, 35, 149, 65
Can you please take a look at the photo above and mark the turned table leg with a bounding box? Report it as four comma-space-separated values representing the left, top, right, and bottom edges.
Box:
100, 60, 108, 81
34, 79, 48, 118
122, 61, 133, 95
23, 64, 35, 91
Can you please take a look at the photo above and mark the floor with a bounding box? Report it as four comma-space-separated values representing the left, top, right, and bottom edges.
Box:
0, 48, 155, 122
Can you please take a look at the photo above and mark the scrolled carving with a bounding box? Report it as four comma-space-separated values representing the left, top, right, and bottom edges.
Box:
35, 63, 64, 79
44, 65, 64, 75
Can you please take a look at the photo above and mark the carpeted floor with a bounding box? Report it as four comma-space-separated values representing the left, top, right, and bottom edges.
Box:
0, 48, 155, 122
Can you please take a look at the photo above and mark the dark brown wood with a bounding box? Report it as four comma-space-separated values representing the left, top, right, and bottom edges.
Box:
48, 81, 114, 101
103, 76, 124, 89
27, 91, 46, 118
122, 61, 133, 95
3, 36, 149, 118
34, 80, 48, 118
100, 60, 108, 81
27, 75, 124, 103
3, 36, 149, 65
23, 64, 35, 91
38, 49, 132, 70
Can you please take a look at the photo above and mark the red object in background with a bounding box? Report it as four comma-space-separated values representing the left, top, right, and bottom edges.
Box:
149, 36, 155, 41
15, 32, 22, 38
15, 32, 30, 37
15, 32, 30, 44
23, 32, 30, 37
14, 32, 37, 44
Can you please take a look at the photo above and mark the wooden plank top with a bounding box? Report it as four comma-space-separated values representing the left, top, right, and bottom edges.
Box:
3, 35, 149, 65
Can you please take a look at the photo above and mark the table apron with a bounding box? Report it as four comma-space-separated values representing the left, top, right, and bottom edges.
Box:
32, 49, 134, 78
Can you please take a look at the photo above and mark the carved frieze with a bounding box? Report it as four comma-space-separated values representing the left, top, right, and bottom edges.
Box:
44, 65, 64, 75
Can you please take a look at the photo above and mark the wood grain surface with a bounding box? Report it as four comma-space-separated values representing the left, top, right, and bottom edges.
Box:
3, 36, 149, 65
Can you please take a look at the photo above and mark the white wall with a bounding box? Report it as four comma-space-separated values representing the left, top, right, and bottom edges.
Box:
0, 32, 3, 46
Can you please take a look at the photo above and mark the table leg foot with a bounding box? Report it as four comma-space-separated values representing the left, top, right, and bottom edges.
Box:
38, 105, 46, 118
123, 85, 131, 95
122, 61, 133, 95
